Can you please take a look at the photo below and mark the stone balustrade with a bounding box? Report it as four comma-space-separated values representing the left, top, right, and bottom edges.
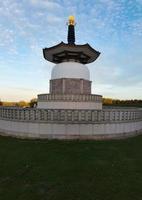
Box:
38, 94, 102, 102
0, 107, 141, 124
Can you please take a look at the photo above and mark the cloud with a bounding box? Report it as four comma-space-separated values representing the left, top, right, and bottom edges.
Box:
0, 26, 15, 47
46, 14, 62, 24
131, 19, 142, 36
0, 0, 142, 100
30, 0, 62, 10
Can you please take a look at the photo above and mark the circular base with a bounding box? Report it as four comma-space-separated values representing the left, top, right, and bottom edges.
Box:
37, 93, 102, 109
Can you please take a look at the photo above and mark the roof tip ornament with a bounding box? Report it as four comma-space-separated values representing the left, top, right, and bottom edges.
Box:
67, 16, 76, 45
43, 16, 100, 64
68, 15, 75, 25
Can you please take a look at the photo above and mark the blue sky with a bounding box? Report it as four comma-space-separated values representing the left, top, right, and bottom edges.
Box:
0, 0, 142, 101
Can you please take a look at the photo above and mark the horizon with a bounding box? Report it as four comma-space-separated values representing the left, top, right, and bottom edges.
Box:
0, 0, 142, 101
1, 97, 142, 104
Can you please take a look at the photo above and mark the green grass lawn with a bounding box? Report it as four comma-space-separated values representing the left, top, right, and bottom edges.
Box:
0, 135, 142, 200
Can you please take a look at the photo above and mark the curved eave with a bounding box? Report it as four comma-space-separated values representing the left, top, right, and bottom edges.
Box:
43, 42, 100, 64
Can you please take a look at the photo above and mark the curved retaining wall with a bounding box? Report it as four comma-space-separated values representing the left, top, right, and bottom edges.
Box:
0, 107, 142, 139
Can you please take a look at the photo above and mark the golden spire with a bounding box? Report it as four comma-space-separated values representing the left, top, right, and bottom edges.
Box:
68, 15, 75, 25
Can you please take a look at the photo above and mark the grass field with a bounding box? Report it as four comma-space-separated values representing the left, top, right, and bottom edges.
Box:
0, 135, 142, 200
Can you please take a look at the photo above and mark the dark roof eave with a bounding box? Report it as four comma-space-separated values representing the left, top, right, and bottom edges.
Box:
43, 42, 101, 64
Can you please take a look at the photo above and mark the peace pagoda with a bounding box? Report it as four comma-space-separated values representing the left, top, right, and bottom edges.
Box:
37, 16, 102, 110
0, 16, 141, 140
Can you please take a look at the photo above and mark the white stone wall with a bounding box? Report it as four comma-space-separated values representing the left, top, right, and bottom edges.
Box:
37, 94, 102, 109
37, 101, 102, 110
0, 119, 142, 140
0, 107, 142, 139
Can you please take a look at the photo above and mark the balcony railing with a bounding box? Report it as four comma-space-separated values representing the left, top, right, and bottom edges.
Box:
0, 107, 142, 124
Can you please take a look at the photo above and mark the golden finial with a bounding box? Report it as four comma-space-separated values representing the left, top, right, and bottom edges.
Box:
68, 15, 75, 25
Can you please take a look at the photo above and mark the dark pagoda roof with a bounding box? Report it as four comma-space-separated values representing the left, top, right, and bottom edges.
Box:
43, 42, 100, 64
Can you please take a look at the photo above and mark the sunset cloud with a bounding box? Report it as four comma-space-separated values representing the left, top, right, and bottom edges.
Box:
0, 0, 142, 101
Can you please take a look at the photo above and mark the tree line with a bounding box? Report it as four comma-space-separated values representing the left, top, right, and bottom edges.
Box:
0, 98, 37, 108
103, 98, 142, 107
0, 98, 142, 108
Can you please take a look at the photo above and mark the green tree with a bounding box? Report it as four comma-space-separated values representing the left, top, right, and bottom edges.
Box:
29, 98, 37, 108
0, 99, 3, 106
18, 101, 28, 108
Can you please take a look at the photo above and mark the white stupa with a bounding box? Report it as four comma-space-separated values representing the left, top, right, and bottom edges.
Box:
51, 62, 90, 80
37, 16, 102, 109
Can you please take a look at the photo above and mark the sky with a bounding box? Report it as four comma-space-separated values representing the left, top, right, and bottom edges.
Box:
0, 0, 142, 101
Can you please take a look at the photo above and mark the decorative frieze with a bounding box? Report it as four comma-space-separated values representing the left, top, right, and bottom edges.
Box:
38, 93, 102, 102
